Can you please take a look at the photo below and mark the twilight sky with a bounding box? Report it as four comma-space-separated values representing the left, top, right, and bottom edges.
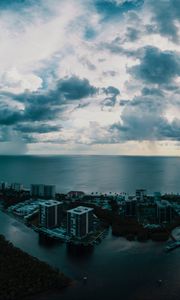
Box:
0, 0, 180, 155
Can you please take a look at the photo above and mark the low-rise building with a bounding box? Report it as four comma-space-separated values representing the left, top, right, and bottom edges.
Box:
67, 191, 85, 199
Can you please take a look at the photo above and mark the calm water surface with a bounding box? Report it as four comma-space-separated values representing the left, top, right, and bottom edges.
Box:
0, 155, 180, 193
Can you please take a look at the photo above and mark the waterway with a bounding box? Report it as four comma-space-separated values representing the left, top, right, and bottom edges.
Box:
0, 210, 180, 300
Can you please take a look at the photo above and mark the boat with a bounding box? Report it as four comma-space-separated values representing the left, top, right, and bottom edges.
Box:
157, 279, 162, 286
165, 241, 180, 252
83, 276, 88, 283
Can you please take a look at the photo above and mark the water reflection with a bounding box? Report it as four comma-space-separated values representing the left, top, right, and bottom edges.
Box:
38, 233, 62, 248
66, 244, 94, 261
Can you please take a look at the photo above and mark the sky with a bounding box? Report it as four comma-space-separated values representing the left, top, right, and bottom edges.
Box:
0, 0, 180, 155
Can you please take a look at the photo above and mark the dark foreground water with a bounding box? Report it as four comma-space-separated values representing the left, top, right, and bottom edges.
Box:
0, 155, 180, 193
0, 211, 180, 300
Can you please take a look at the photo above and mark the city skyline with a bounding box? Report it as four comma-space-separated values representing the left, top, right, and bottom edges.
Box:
0, 0, 180, 156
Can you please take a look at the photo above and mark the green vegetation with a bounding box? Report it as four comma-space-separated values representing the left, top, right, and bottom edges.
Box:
67, 200, 175, 242
0, 235, 70, 300
0, 190, 30, 209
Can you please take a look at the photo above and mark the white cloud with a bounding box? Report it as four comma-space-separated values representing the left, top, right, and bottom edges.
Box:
0, 68, 42, 93
0, 0, 179, 155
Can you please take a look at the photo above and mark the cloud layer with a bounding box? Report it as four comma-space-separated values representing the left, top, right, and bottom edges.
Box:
0, 0, 180, 155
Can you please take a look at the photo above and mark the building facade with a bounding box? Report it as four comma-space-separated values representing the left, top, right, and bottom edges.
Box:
39, 200, 62, 228
124, 199, 137, 217
67, 206, 94, 239
156, 200, 173, 224
11, 183, 23, 192
0, 181, 8, 191
136, 189, 147, 202
31, 184, 56, 199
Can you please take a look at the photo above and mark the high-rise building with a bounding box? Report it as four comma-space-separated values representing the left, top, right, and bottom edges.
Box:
67, 206, 94, 239
136, 189, 147, 202
124, 199, 137, 217
31, 184, 56, 199
39, 200, 63, 228
156, 200, 173, 224
154, 192, 161, 201
44, 185, 56, 199
0, 181, 8, 191
11, 183, 23, 192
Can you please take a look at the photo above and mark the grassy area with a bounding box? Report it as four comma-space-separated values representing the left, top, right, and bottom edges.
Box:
0, 235, 71, 300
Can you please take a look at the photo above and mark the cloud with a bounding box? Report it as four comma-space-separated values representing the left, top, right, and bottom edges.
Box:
0, 0, 179, 155
56, 75, 98, 100
110, 94, 180, 142
129, 46, 180, 85
125, 27, 140, 42
0, 127, 28, 154
0, 74, 99, 148
1, 75, 98, 124
0, 103, 23, 125
94, 0, 144, 21
147, 0, 180, 43
0, 68, 42, 93
99, 38, 136, 56
0, 141, 27, 154
15, 123, 62, 134
0, 0, 35, 9
110, 96, 163, 141
141, 87, 164, 97
101, 86, 120, 107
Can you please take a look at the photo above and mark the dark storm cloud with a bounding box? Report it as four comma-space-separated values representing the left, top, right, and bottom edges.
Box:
24, 101, 60, 122
119, 100, 131, 106
102, 86, 120, 107
94, 0, 144, 21
141, 87, 164, 97
20, 134, 38, 143
129, 46, 180, 85
125, 27, 140, 42
0, 0, 32, 8
15, 123, 61, 134
0, 104, 23, 125
56, 76, 97, 100
0, 75, 98, 127
99, 38, 136, 56
148, 0, 180, 42
110, 94, 180, 142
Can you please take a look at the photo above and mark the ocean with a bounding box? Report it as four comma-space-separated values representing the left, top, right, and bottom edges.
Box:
0, 155, 180, 194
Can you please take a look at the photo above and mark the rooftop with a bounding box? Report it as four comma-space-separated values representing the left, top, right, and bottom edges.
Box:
67, 206, 93, 215
156, 200, 171, 208
40, 200, 62, 207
